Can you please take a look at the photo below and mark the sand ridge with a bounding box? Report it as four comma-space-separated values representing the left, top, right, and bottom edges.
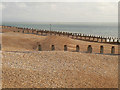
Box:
2, 32, 118, 54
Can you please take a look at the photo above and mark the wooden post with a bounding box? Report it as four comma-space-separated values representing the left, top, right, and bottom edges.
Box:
38, 45, 42, 51
51, 45, 55, 51
64, 45, 67, 51
111, 46, 115, 54
76, 45, 80, 52
101, 38, 103, 42
87, 45, 92, 53
100, 45, 104, 54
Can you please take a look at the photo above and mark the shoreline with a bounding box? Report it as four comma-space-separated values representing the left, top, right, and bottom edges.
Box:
1, 25, 120, 45
2, 22, 118, 37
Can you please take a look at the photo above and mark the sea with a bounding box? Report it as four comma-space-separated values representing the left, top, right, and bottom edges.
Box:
2, 22, 118, 38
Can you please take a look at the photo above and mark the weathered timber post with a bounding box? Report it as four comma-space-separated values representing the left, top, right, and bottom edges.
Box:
108, 37, 111, 42
51, 45, 55, 51
87, 45, 92, 53
100, 45, 104, 54
76, 45, 80, 52
113, 39, 115, 42
97, 36, 99, 42
111, 46, 115, 54
64, 45, 67, 51
101, 38, 104, 42
99, 36, 102, 42
105, 38, 108, 42
38, 45, 42, 51
82, 34, 85, 40
87, 35, 90, 40
117, 39, 119, 43
89, 35, 92, 41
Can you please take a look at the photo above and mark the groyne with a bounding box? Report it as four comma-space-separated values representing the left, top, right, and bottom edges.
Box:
2, 25, 119, 45
1, 25, 119, 55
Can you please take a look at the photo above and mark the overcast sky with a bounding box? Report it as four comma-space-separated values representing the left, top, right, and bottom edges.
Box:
1, 2, 118, 22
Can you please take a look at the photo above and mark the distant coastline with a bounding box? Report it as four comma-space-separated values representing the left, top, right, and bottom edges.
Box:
2, 22, 118, 38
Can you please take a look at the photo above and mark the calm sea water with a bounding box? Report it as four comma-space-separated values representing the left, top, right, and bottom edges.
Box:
2, 22, 118, 38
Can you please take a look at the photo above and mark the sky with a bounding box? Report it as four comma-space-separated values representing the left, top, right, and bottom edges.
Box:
1, 0, 119, 2
0, 1, 118, 22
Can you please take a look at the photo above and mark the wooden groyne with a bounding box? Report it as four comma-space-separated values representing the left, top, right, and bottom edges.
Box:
36, 44, 116, 54
2, 25, 120, 45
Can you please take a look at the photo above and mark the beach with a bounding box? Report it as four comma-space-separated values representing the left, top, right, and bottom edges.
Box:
1, 1, 118, 88
1, 27, 118, 88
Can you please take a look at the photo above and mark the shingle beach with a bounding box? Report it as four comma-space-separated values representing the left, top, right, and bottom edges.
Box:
1, 28, 118, 88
